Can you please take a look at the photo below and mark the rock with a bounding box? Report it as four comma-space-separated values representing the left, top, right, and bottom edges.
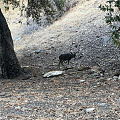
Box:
72, 41, 76, 44
79, 80, 85, 82
113, 76, 118, 80
15, 106, 21, 109
0, 92, 11, 98
43, 71, 64, 78
98, 103, 107, 107
85, 108, 95, 113
34, 49, 42, 54
118, 75, 120, 80
0, 92, 6, 96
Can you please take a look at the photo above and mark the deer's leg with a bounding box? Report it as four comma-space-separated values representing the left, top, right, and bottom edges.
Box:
58, 60, 64, 68
68, 60, 70, 65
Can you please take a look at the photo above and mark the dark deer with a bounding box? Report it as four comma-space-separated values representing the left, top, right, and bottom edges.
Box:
58, 52, 76, 67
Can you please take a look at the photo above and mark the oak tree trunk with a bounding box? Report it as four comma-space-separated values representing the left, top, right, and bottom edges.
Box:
0, 9, 22, 79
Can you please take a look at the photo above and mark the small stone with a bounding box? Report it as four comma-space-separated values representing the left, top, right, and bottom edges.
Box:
98, 103, 107, 107
15, 106, 21, 109
113, 76, 118, 80
0, 92, 6, 96
112, 93, 115, 95
43, 71, 64, 78
86, 108, 95, 113
79, 80, 85, 82
107, 78, 112, 81
97, 82, 100, 85
118, 75, 120, 80
34, 49, 41, 54
25, 100, 28, 103
0, 92, 11, 98
72, 41, 76, 44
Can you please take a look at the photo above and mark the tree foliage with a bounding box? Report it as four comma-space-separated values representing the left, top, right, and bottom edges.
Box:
26, 0, 68, 25
3, 0, 20, 10
99, 0, 120, 46
2, 0, 68, 25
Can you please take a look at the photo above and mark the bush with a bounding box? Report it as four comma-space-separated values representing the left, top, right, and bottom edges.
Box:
3, 0, 19, 10
26, 0, 67, 25
99, 0, 120, 46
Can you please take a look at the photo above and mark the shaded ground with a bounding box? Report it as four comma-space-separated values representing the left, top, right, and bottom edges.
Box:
0, 0, 120, 119
0, 61, 120, 119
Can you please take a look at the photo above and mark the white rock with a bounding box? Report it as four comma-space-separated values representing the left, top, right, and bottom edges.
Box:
118, 75, 120, 80
112, 93, 114, 95
98, 103, 107, 107
15, 106, 21, 109
43, 71, 64, 78
25, 100, 28, 103
107, 78, 112, 81
113, 76, 118, 80
113, 76, 118, 78
86, 108, 95, 113
79, 80, 85, 82
35, 49, 41, 54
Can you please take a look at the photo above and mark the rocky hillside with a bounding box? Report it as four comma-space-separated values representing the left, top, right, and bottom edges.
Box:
13, 0, 120, 71
0, 0, 84, 40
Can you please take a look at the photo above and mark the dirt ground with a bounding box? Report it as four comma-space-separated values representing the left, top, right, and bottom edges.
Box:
0, 0, 120, 119
0, 50, 120, 119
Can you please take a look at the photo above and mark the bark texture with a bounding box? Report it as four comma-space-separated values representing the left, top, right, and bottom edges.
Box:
0, 9, 22, 79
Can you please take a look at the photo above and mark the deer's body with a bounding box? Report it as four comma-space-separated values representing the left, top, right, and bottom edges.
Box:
59, 52, 76, 66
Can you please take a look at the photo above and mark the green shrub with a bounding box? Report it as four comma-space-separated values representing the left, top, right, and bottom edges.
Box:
99, 0, 120, 46
3, 0, 19, 9
54, 0, 65, 11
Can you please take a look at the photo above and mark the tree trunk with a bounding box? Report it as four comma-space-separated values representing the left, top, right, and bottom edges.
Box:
0, 9, 22, 79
